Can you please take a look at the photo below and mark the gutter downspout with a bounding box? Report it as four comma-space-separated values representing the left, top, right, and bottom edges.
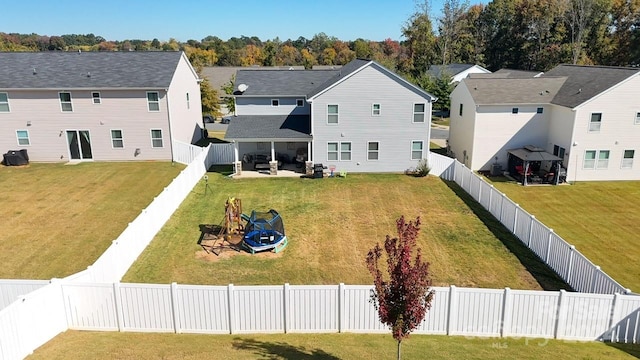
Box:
165, 89, 175, 163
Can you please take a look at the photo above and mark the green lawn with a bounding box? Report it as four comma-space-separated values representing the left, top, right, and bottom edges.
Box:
0, 162, 183, 279
487, 179, 640, 292
124, 173, 566, 290
29, 331, 640, 360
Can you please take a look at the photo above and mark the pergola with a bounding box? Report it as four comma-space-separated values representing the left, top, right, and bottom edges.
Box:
507, 145, 563, 186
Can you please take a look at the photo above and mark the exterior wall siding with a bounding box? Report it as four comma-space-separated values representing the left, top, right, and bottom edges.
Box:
0, 89, 172, 161
167, 54, 204, 144
236, 97, 309, 116
546, 105, 575, 176
310, 64, 432, 172
570, 74, 640, 181
471, 104, 550, 171
448, 83, 477, 168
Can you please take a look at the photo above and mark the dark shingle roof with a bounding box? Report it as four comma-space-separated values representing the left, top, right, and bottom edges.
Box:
0, 51, 184, 89
427, 64, 474, 78
492, 69, 544, 78
234, 69, 339, 96
462, 77, 567, 105
542, 64, 640, 108
306, 59, 371, 98
225, 115, 312, 139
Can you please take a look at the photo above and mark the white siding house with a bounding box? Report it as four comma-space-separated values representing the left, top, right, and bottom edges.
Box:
0, 52, 203, 163
427, 64, 491, 83
226, 59, 435, 174
448, 65, 640, 182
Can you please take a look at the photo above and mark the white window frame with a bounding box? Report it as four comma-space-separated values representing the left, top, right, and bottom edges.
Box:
413, 103, 425, 123
91, 92, 101, 104
367, 141, 379, 161
150, 129, 163, 148
186, 93, 190, 109
296, 99, 304, 107
16, 130, 30, 146
597, 150, 610, 169
340, 142, 352, 161
589, 113, 602, 132
622, 149, 634, 169
635, 112, 640, 125
583, 150, 596, 169
327, 142, 339, 161
110, 129, 124, 149
59, 92, 73, 112
327, 104, 339, 124
271, 99, 279, 107
0, 92, 10, 112
372, 103, 381, 116
411, 140, 424, 160
147, 91, 160, 112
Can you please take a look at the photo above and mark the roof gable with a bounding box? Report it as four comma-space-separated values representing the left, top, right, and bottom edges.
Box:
0, 51, 184, 89
543, 64, 640, 108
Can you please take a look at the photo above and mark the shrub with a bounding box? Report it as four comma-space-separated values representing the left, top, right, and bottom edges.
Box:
414, 159, 430, 177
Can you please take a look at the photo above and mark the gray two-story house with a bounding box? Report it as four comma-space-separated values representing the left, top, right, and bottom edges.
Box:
225, 59, 436, 174
0, 51, 203, 163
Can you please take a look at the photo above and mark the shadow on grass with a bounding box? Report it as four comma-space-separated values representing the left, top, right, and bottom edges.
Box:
208, 164, 234, 176
605, 342, 640, 358
431, 147, 448, 156
232, 338, 340, 360
442, 179, 570, 291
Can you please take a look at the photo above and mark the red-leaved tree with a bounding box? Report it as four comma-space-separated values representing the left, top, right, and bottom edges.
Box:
366, 216, 434, 360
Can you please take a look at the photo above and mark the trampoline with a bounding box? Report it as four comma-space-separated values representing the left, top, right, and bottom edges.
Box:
242, 209, 288, 254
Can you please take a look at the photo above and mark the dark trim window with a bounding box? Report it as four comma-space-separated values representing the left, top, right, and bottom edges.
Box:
0, 92, 9, 112
151, 129, 163, 148
59, 92, 73, 112
296, 99, 304, 107
92, 92, 101, 104
367, 141, 379, 160
111, 130, 124, 148
147, 92, 160, 112
413, 103, 425, 122
512, 108, 519, 114
271, 99, 279, 107
537, 107, 543, 114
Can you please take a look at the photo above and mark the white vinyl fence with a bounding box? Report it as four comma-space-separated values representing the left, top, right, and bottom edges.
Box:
172, 141, 234, 166
428, 153, 631, 295
57, 282, 640, 342
0, 280, 49, 311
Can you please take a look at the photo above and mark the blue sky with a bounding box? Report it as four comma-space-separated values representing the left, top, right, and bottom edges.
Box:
0, 0, 471, 43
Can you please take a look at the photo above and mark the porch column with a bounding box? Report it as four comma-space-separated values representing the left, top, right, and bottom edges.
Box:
305, 140, 313, 176
234, 141, 242, 175
269, 141, 278, 175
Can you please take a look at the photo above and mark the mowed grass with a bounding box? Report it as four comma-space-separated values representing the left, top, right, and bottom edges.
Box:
29, 331, 640, 360
124, 172, 564, 289
0, 162, 183, 279
488, 179, 640, 292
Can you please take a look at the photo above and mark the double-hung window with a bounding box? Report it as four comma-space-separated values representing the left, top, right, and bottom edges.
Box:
367, 142, 379, 160
413, 104, 425, 123
186, 93, 190, 109
111, 130, 124, 148
16, 130, 30, 146
327, 104, 339, 124
296, 99, 304, 107
622, 150, 634, 169
147, 92, 160, 111
597, 150, 610, 169
635, 112, 640, 125
584, 150, 609, 169
0, 92, 10, 112
411, 141, 424, 160
92, 92, 101, 104
59, 92, 73, 112
340, 142, 352, 161
271, 99, 279, 107
327, 142, 351, 161
589, 113, 602, 132
151, 129, 163, 148
372, 104, 381, 116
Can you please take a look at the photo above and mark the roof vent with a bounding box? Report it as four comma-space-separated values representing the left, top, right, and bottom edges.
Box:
32, 68, 37, 75
87, 72, 91, 78
237, 83, 248, 93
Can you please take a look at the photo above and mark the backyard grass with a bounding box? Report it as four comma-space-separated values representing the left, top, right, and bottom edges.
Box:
29, 331, 640, 359
0, 162, 183, 279
487, 179, 640, 293
124, 172, 566, 289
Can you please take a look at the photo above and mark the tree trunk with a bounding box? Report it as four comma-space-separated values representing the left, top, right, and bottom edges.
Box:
397, 339, 402, 360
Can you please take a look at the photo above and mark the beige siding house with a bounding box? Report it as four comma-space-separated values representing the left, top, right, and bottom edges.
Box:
448, 65, 640, 182
0, 51, 203, 163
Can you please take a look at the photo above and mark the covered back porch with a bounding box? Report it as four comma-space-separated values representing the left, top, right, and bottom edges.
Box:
507, 145, 565, 186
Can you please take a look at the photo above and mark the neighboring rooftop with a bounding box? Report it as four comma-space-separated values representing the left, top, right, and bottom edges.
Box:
0, 51, 184, 89
428, 63, 474, 77
234, 69, 339, 96
485, 69, 544, 78
543, 64, 640, 108
225, 114, 312, 139
462, 77, 567, 105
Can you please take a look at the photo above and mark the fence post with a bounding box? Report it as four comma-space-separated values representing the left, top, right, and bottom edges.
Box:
488, 185, 493, 213
460, 164, 464, 189
228, 284, 235, 334
527, 215, 535, 248
553, 290, 567, 339
446, 285, 457, 335
113, 282, 125, 332
170, 282, 181, 334
476, 176, 482, 203
501, 287, 512, 338
565, 245, 575, 282
606, 293, 621, 342
513, 204, 519, 234
338, 283, 345, 333
589, 266, 601, 293
283, 283, 290, 334
499, 193, 506, 222
545, 229, 554, 263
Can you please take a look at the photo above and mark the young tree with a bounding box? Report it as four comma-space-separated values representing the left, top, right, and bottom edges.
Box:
222, 74, 236, 115
366, 216, 434, 360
